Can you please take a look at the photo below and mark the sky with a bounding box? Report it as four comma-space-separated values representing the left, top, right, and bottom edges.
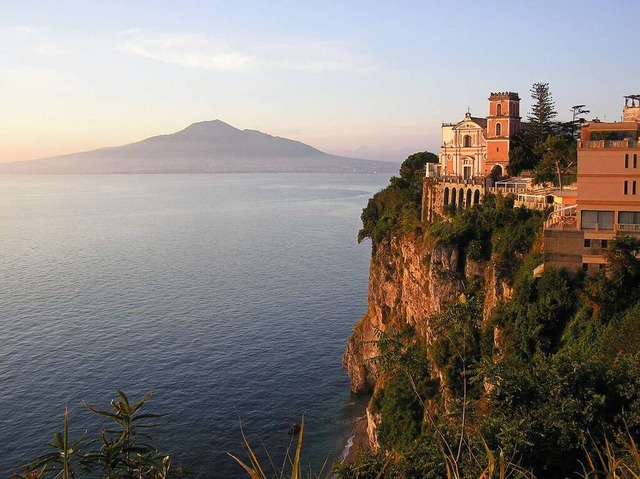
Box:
2, 0, 639, 164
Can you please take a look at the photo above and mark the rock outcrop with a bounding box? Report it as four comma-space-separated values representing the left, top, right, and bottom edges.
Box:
343, 229, 518, 448
343, 232, 467, 394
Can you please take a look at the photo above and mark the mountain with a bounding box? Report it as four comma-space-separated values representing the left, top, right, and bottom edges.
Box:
0, 120, 398, 174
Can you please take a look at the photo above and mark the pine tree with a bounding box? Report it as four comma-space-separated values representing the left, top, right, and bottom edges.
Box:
527, 82, 557, 143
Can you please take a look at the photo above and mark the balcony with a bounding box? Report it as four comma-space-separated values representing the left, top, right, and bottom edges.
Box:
618, 223, 640, 232
544, 204, 577, 230
580, 139, 639, 149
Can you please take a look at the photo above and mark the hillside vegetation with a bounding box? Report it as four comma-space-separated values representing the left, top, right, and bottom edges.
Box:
337, 153, 640, 478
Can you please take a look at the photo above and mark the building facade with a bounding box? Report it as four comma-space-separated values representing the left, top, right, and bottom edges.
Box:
544, 95, 640, 273
422, 91, 521, 221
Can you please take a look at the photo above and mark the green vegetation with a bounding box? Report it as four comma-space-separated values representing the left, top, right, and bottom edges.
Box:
508, 82, 578, 186
228, 418, 311, 479
347, 161, 640, 477
16, 391, 188, 479
358, 151, 437, 245
429, 193, 544, 275
346, 176, 640, 478
527, 82, 557, 144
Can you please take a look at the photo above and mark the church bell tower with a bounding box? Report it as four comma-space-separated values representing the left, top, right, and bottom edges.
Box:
485, 92, 521, 176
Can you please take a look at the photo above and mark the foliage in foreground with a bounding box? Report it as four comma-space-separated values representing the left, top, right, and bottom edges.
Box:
16, 391, 188, 479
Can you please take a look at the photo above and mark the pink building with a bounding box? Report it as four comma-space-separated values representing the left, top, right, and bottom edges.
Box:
544, 95, 640, 273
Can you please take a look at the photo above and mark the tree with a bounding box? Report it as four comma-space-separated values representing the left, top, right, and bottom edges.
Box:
507, 130, 538, 176
527, 82, 557, 144
399, 151, 439, 202
533, 135, 577, 188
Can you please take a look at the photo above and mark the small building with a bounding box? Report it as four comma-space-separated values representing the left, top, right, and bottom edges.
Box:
544, 95, 640, 273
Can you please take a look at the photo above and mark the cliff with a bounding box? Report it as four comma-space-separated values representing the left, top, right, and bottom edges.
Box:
339, 159, 640, 477
343, 234, 462, 393
343, 230, 516, 394
343, 224, 521, 452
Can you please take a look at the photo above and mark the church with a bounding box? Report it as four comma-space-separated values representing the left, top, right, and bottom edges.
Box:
438, 92, 521, 179
422, 91, 522, 221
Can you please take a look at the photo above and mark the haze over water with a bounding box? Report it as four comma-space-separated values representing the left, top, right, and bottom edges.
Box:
0, 173, 389, 478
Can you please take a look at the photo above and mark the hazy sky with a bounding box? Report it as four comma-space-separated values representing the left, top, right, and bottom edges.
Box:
2, 0, 639, 163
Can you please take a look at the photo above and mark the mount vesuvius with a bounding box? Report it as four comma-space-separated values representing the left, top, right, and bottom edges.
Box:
0, 120, 398, 174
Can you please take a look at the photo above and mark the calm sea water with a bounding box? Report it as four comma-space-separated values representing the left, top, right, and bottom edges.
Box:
0, 173, 389, 478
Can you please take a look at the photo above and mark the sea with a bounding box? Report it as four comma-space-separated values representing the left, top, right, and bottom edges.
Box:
0, 173, 390, 478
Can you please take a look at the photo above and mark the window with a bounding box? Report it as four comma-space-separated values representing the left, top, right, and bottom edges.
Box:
635, 154, 638, 168
496, 123, 502, 136
584, 239, 591, 248
601, 240, 608, 249
625, 181, 629, 195
619, 211, 640, 224
626, 154, 629, 168
582, 210, 614, 230
463, 135, 471, 147
582, 263, 589, 272
599, 264, 606, 271
634, 181, 637, 195
496, 104, 502, 116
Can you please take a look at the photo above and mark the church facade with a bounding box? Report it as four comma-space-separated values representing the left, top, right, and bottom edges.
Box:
422, 91, 521, 221
437, 92, 521, 179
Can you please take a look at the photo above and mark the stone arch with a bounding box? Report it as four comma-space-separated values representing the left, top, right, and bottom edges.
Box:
474, 189, 481, 204
458, 188, 464, 207
466, 188, 472, 206
451, 188, 457, 206
444, 187, 449, 206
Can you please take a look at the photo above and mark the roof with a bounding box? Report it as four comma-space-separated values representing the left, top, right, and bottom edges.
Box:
470, 117, 487, 128
585, 121, 639, 132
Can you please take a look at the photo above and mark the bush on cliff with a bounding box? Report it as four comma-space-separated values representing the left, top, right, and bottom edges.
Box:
358, 151, 437, 245
429, 194, 545, 271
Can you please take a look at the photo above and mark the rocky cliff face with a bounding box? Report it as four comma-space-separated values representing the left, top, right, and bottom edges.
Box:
343, 232, 467, 394
343, 232, 518, 393
343, 231, 515, 447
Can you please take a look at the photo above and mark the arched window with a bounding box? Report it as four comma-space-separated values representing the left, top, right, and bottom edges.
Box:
496, 123, 502, 136
463, 135, 471, 147
444, 187, 449, 206
451, 188, 457, 206
458, 188, 464, 207
474, 189, 480, 205
496, 104, 502, 116
466, 189, 472, 206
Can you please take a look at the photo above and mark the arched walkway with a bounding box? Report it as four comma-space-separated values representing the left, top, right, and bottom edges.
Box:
444, 187, 449, 206
466, 189, 472, 206
458, 188, 464, 207
451, 188, 457, 206
474, 189, 480, 205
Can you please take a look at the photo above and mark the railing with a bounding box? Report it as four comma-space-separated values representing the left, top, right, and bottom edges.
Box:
437, 175, 485, 186
618, 223, 640, 231
514, 194, 549, 210
544, 204, 577, 230
580, 139, 638, 149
